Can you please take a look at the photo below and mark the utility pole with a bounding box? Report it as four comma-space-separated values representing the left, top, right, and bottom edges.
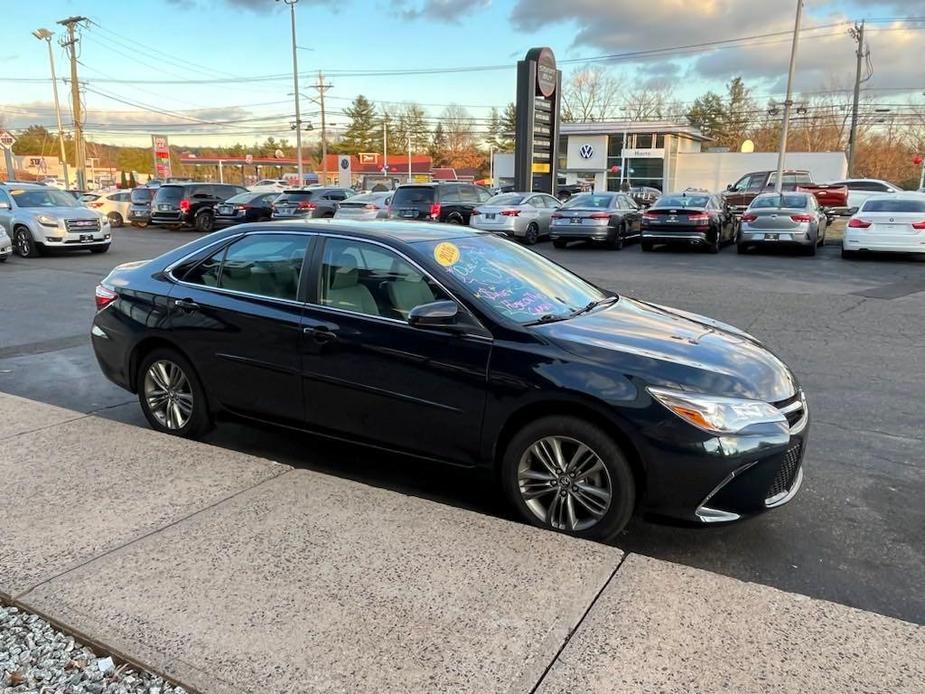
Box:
847, 20, 867, 176
278, 0, 303, 186
408, 134, 412, 182
32, 29, 69, 187
774, 0, 803, 194
58, 16, 87, 190
382, 113, 388, 175
311, 71, 332, 185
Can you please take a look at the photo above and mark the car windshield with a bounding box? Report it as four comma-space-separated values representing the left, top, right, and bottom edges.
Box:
10, 188, 80, 208
154, 186, 184, 203
655, 195, 710, 208
417, 235, 608, 324
485, 193, 526, 206
392, 187, 435, 205
862, 199, 925, 213
751, 194, 808, 209
130, 188, 155, 203
562, 194, 614, 209
276, 191, 315, 202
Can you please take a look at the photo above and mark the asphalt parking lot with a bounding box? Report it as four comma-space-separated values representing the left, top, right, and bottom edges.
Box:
1, 223, 923, 625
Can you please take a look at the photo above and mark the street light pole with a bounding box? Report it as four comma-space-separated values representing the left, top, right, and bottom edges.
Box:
279, 0, 303, 186
33, 29, 69, 187
383, 114, 388, 175
774, 0, 804, 194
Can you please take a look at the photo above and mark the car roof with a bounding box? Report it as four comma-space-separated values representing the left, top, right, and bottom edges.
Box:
232, 219, 481, 244
862, 192, 925, 202
2, 182, 46, 190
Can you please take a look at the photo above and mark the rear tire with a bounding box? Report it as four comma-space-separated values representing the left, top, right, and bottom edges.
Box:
194, 211, 215, 233
804, 240, 817, 256
501, 416, 636, 542
553, 239, 568, 249
523, 223, 539, 245
607, 225, 625, 250
137, 349, 212, 439
706, 231, 720, 254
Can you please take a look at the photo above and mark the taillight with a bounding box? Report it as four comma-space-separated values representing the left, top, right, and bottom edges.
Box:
235, 205, 250, 211
429, 203, 441, 219
364, 204, 378, 210
589, 212, 610, 219
179, 199, 190, 212
470, 209, 481, 216
687, 213, 709, 224
848, 218, 871, 228
912, 220, 925, 230
740, 212, 758, 222
790, 214, 813, 223
500, 209, 521, 217
642, 211, 659, 220
95, 284, 117, 311
88, 201, 104, 208
297, 201, 316, 210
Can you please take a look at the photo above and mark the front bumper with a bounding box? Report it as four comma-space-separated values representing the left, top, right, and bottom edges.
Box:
0, 239, 11, 258
150, 211, 190, 226
639, 391, 809, 523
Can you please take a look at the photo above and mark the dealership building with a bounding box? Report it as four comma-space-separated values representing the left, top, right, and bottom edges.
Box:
502, 120, 847, 193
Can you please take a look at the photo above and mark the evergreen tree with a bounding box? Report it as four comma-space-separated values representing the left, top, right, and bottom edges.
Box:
128, 172, 137, 188
430, 123, 448, 167
341, 95, 379, 154
686, 92, 726, 140
499, 103, 516, 151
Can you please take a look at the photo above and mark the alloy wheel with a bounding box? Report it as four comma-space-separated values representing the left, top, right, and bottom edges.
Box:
517, 435, 612, 532
143, 360, 194, 430
16, 230, 32, 257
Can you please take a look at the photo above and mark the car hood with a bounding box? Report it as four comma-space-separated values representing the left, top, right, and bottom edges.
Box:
25, 206, 101, 220
533, 297, 798, 403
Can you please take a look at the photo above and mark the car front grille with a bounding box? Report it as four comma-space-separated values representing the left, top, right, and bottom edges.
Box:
65, 218, 101, 233
766, 442, 802, 502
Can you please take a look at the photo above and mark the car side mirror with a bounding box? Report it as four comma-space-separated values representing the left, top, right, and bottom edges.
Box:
408, 300, 459, 329
847, 206, 859, 215
726, 184, 733, 191
0, 201, 10, 210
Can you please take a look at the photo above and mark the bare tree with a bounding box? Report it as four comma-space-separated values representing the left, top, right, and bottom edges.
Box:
562, 65, 624, 122
621, 83, 679, 121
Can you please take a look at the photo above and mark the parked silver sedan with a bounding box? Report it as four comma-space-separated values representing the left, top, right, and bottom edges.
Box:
469, 192, 561, 245
332, 192, 392, 221
738, 192, 828, 256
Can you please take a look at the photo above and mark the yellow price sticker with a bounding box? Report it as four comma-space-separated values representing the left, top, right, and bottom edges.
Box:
434, 242, 460, 267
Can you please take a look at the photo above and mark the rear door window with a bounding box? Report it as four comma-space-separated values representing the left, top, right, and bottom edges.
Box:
154, 186, 184, 204
440, 185, 462, 203
459, 186, 480, 203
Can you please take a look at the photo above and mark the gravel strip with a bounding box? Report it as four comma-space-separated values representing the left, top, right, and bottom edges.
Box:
1, 605, 186, 693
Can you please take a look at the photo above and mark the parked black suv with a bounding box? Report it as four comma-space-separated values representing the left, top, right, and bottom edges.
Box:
271, 188, 354, 220
150, 183, 248, 232
128, 187, 157, 228
388, 183, 492, 224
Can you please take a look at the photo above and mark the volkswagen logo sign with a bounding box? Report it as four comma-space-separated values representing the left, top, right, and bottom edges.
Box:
578, 144, 594, 160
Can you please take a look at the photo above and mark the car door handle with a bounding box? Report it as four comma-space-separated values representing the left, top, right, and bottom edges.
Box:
303, 325, 337, 343
173, 298, 200, 311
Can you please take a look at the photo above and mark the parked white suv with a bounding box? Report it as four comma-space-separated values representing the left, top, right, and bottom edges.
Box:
0, 226, 11, 262
0, 182, 111, 258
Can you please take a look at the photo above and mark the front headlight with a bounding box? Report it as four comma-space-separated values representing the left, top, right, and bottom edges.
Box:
648, 386, 786, 435
36, 214, 59, 227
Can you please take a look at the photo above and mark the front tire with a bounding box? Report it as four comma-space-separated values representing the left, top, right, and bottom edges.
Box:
641, 240, 654, 252
107, 212, 123, 228
607, 224, 625, 250
137, 349, 212, 438
502, 416, 635, 542
14, 228, 39, 258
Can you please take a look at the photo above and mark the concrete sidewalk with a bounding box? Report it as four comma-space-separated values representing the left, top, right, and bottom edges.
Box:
1, 392, 922, 693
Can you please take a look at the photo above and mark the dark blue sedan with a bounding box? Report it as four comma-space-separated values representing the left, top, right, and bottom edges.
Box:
91, 220, 807, 540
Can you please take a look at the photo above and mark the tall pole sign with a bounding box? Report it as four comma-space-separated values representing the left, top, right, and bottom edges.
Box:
514, 47, 561, 194
151, 135, 172, 180
0, 130, 17, 181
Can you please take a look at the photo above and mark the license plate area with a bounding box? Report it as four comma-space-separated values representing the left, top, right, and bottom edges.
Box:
485, 213, 496, 220
399, 210, 417, 218
79, 234, 93, 243
570, 217, 582, 224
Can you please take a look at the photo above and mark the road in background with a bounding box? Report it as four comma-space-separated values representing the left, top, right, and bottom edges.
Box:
1, 224, 923, 624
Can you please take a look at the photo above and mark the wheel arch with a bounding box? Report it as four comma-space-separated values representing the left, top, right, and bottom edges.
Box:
492, 398, 647, 501
129, 336, 198, 394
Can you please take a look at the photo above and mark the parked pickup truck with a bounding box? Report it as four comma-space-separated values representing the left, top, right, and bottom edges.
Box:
723, 170, 849, 214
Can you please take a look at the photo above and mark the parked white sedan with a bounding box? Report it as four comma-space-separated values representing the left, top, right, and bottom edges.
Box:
831, 178, 904, 211
469, 192, 561, 245
842, 193, 925, 258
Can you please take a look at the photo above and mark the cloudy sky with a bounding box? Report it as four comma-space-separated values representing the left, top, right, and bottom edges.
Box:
1, 0, 923, 146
